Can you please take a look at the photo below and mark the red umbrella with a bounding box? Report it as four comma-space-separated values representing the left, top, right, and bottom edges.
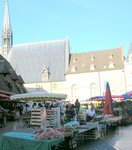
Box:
104, 82, 113, 115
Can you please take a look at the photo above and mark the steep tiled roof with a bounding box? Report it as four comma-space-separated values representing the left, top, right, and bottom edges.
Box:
67, 47, 124, 74
8, 38, 70, 83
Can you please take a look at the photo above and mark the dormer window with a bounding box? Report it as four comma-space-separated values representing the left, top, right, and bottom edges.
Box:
90, 56, 95, 61
109, 61, 115, 69
73, 58, 77, 62
109, 53, 113, 59
71, 66, 77, 72
42, 66, 49, 81
90, 64, 96, 70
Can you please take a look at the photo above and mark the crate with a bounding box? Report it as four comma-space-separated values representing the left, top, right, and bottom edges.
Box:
84, 128, 99, 140
30, 108, 46, 128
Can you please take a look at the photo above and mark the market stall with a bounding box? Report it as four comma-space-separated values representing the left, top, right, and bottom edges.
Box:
0, 126, 78, 150
10, 92, 66, 127
0, 131, 64, 150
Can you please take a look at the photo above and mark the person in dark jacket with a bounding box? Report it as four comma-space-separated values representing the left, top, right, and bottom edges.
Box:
65, 104, 75, 122
75, 99, 80, 115
0, 106, 8, 126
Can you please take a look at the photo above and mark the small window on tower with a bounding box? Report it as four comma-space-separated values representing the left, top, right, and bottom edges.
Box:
4, 49, 7, 55
7, 38, 10, 45
4, 38, 6, 44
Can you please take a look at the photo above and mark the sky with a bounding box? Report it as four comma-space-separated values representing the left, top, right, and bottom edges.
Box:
0, 0, 132, 57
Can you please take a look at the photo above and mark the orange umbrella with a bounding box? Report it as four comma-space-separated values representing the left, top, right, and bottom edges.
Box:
104, 82, 113, 115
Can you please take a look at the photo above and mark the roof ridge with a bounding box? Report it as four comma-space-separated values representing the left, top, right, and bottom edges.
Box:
71, 47, 120, 55
13, 39, 66, 47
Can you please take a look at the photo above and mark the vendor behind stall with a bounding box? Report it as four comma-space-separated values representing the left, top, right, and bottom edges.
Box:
86, 103, 95, 122
65, 104, 75, 122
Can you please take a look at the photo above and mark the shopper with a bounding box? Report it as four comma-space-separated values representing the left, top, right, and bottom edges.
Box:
75, 99, 80, 115
86, 103, 95, 122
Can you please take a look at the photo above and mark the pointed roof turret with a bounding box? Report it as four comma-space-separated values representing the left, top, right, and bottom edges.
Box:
3, 0, 12, 33
1, 0, 13, 58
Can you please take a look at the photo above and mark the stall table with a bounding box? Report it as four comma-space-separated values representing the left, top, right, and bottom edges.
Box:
0, 132, 64, 150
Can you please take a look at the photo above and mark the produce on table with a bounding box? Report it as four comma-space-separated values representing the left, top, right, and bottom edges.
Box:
34, 128, 63, 140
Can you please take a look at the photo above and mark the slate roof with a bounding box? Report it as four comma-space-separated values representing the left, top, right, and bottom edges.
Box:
8, 38, 70, 83
67, 47, 124, 74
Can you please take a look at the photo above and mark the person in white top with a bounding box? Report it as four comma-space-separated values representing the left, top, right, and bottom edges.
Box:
86, 103, 95, 122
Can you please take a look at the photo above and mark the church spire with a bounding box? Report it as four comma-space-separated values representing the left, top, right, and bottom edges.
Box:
1, 0, 13, 58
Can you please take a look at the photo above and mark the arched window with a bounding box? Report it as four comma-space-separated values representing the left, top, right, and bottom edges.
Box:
71, 84, 79, 98
90, 83, 97, 97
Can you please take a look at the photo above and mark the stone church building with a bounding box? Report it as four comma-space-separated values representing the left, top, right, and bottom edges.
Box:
0, 1, 132, 102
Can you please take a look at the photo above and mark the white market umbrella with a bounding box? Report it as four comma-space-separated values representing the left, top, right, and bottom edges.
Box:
10, 91, 67, 101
